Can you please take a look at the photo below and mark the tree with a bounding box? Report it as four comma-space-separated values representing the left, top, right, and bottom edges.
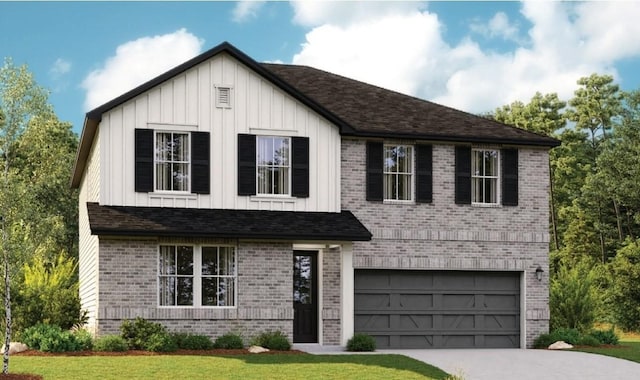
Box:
492, 92, 566, 250
608, 239, 640, 331
0, 58, 49, 374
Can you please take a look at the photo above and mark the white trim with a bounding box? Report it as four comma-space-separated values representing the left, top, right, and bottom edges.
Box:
214, 85, 233, 108
317, 249, 324, 345
520, 270, 526, 349
383, 144, 414, 202
341, 243, 354, 345
147, 123, 198, 131
154, 130, 191, 193
256, 135, 292, 196
471, 148, 500, 205
249, 128, 299, 136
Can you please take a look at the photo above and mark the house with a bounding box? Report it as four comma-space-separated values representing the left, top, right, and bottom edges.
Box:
71, 41, 558, 349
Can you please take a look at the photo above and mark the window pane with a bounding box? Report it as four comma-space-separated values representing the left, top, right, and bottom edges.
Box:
485, 151, 497, 176
159, 276, 175, 306
202, 247, 217, 275
156, 163, 171, 191
173, 133, 189, 162
202, 277, 217, 306
159, 246, 175, 275
172, 163, 189, 191
472, 178, 481, 203
474, 151, 483, 176
399, 174, 411, 200
218, 278, 234, 306
176, 277, 193, 306
485, 178, 497, 203
274, 167, 289, 195
156, 133, 170, 161
176, 246, 193, 275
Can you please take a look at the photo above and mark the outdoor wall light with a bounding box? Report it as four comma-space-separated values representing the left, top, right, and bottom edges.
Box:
535, 265, 544, 281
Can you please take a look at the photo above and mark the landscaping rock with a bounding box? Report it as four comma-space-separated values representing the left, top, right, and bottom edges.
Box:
0, 342, 28, 355
548, 341, 573, 350
248, 345, 269, 353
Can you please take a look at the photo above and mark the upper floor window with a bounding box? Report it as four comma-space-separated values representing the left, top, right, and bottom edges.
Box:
155, 132, 190, 192
257, 136, 290, 195
471, 149, 499, 205
159, 244, 236, 307
383, 145, 413, 201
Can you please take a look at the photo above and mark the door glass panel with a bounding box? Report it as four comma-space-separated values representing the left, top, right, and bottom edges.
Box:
293, 255, 312, 304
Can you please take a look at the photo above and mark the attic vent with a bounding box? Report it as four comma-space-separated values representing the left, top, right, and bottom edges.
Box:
216, 86, 232, 108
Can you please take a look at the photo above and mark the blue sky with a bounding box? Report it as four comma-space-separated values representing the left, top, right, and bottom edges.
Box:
2, 1, 640, 134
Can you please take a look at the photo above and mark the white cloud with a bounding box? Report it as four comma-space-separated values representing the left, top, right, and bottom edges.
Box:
233, 1, 265, 23
288, 1, 640, 115
470, 12, 521, 42
49, 58, 71, 78
81, 29, 203, 111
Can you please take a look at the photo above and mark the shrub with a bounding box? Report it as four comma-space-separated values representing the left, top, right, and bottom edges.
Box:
550, 328, 581, 345
13, 253, 85, 334
145, 332, 178, 352
577, 335, 601, 347
73, 329, 93, 351
251, 331, 291, 351
214, 332, 244, 349
346, 333, 376, 352
93, 335, 128, 352
172, 333, 214, 350
120, 317, 167, 350
550, 262, 597, 332
21, 323, 82, 352
533, 333, 556, 349
589, 328, 619, 345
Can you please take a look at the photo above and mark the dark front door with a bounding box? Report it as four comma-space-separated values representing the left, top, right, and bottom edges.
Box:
293, 251, 318, 343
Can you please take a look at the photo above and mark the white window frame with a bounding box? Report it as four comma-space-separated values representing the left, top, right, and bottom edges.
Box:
154, 131, 191, 193
383, 144, 414, 202
158, 244, 237, 308
256, 135, 291, 196
471, 148, 500, 205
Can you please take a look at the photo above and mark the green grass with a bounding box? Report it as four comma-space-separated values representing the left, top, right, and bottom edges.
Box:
574, 341, 640, 364
9, 353, 450, 380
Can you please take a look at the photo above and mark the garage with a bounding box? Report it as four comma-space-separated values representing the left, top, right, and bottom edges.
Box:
354, 270, 520, 349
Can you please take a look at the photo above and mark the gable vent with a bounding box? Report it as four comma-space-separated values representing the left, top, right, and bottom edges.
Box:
216, 86, 232, 108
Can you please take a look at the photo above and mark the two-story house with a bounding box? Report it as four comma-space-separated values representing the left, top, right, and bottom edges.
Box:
71, 42, 558, 349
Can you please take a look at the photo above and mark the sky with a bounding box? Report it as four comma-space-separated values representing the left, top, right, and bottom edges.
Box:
2, 1, 640, 134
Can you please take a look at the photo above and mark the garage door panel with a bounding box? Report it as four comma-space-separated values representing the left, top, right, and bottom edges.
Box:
354, 270, 520, 349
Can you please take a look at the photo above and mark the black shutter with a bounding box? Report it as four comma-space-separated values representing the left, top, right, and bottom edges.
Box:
366, 141, 383, 201
135, 129, 154, 193
237, 134, 256, 195
455, 146, 471, 204
292, 137, 309, 198
502, 148, 518, 206
415, 144, 433, 203
191, 132, 210, 194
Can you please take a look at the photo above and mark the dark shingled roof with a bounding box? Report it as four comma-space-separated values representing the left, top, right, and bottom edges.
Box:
262, 63, 559, 147
86, 202, 372, 241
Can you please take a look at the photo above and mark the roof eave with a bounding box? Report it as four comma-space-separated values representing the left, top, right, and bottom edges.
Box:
89, 228, 372, 241
341, 130, 561, 147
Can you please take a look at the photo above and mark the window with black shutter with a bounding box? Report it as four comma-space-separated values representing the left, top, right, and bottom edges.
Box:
191, 132, 210, 194
237, 134, 257, 196
366, 141, 384, 201
415, 144, 433, 203
292, 137, 310, 198
502, 148, 518, 206
135, 129, 154, 193
455, 146, 472, 204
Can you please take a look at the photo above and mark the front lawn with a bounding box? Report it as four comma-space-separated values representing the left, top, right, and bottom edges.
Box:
8, 353, 450, 380
574, 341, 640, 364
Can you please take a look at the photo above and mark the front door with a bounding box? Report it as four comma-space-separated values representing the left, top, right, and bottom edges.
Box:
293, 251, 318, 343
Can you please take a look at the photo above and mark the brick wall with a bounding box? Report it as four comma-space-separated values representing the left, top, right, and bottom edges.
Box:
341, 138, 550, 347
95, 239, 294, 342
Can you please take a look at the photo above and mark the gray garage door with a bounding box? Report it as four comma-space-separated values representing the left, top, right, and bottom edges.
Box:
354, 270, 520, 349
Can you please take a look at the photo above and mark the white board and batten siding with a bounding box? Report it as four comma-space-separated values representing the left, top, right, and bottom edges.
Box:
98, 52, 341, 213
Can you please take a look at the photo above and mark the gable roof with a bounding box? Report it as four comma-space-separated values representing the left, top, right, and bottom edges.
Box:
71, 41, 558, 188
86, 203, 372, 241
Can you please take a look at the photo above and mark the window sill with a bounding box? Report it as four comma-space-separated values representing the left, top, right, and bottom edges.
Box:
149, 192, 198, 199
157, 306, 237, 309
383, 199, 414, 205
250, 195, 296, 203
471, 202, 502, 208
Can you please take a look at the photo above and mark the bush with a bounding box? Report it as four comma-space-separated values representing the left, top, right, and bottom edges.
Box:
251, 331, 291, 351
73, 329, 93, 351
13, 254, 85, 334
22, 323, 83, 352
145, 332, 178, 352
93, 335, 128, 352
120, 317, 167, 350
589, 328, 619, 345
549, 328, 581, 345
533, 333, 556, 349
550, 262, 597, 332
346, 333, 376, 352
172, 333, 214, 350
214, 332, 244, 349
577, 335, 601, 347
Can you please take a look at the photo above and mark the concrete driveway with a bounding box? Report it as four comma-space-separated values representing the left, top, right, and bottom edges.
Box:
380, 348, 640, 380
295, 345, 640, 380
